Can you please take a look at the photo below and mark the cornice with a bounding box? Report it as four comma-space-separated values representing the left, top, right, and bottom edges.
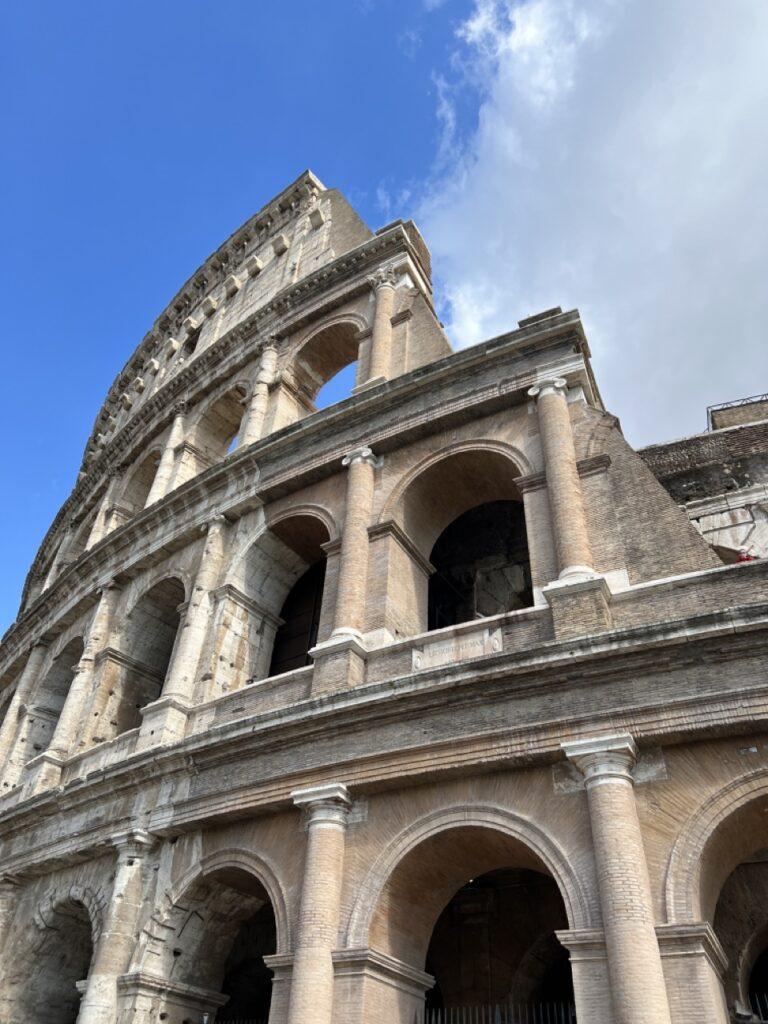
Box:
7, 318, 588, 663
0, 601, 767, 869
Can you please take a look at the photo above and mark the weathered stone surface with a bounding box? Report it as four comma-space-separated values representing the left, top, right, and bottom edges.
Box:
0, 173, 766, 1024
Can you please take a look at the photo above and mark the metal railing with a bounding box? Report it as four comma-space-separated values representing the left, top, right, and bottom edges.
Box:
751, 992, 768, 1020
421, 1004, 576, 1024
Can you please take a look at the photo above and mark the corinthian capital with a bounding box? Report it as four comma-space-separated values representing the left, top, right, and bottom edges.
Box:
367, 267, 398, 291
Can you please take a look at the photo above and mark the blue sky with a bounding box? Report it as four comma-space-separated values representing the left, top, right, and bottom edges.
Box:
1, 0, 767, 630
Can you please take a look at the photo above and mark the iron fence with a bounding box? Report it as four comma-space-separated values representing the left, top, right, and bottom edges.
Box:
421, 1004, 576, 1024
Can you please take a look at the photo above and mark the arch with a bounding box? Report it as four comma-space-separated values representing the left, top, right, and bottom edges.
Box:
219, 511, 334, 689
0, 884, 103, 1024
23, 636, 85, 760
33, 882, 107, 947
162, 848, 290, 956
92, 575, 186, 741
381, 440, 533, 561
267, 502, 339, 544
190, 382, 249, 464
665, 768, 768, 924
131, 849, 286, 1021
120, 446, 162, 514
347, 804, 591, 959
288, 313, 368, 404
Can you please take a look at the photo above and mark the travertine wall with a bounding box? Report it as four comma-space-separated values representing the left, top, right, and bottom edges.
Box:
0, 175, 766, 1024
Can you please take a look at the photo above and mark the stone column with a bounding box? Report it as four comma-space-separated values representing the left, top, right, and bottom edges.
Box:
287, 783, 351, 1024
137, 516, 229, 748
528, 378, 595, 581
145, 404, 186, 506
76, 829, 154, 1023
562, 735, 672, 1024
49, 583, 121, 761
366, 268, 398, 385
333, 447, 377, 637
0, 641, 49, 785
239, 344, 278, 446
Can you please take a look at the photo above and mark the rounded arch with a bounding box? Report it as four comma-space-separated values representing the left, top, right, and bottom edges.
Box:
287, 313, 368, 403
665, 768, 768, 924
268, 501, 339, 544
189, 381, 249, 463
380, 440, 533, 561
33, 882, 106, 948
120, 445, 163, 514
127, 569, 190, 612
346, 804, 592, 963
164, 847, 291, 955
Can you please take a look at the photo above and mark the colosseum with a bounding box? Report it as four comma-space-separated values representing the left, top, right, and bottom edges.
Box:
0, 170, 767, 1024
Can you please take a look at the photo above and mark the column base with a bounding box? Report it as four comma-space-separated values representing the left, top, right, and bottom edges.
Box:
135, 696, 190, 751
543, 574, 613, 640
352, 375, 388, 394
20, 751, 64, 798
309, 632, 368, 695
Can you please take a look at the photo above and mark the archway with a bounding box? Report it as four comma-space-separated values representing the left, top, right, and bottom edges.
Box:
121, 449, 161, 515
359, 817, 579, 1023
193, 385, 248, 464
668, 773, 768, 1019
291, 319, 361, 409
381, 445, 532, 637
218, 511, 334, 692
97, 576, 185, 740
136, 864, 279, 1022
23, 636, 84, 761
428, 500, 532, 630
0, 896, 94, 1024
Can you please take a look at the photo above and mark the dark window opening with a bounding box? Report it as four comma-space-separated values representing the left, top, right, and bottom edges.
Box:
424, 869, 573, 1016
428, 500, 532, 631
268, 560, 326, 677
751, 947, 768, 1018
217, 902, 276, 1021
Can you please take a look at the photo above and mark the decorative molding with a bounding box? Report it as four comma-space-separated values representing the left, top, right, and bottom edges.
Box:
367, 520, 435, 579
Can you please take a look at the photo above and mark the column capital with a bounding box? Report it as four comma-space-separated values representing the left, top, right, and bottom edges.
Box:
528, 377, 568, 400
291, 782, 351, 826
111, 829, 156, 860
171, 399, 189, 419
367, 266, 398, 291
562, 733, 637, 786
201, 513, 229, 535
341, 446, 379, 469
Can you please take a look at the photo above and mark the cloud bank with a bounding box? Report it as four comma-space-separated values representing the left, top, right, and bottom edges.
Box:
417, 0, 768, 445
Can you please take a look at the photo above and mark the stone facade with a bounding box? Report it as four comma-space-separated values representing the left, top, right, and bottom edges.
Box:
0, 170, 767, 1024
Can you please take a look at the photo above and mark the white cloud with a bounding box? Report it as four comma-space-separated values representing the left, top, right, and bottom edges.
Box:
416, 0, 768, 445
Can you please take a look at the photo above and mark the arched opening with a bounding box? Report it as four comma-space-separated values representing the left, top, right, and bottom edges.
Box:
122, 449, 161, 514
428, 500, 532, 630
213, 513, 333, 695
99, 577, 184, 740
268, 559, 325, 676
0, 896, 94, 1024
193, 385, 248, 465
366, 823, 575, 1023
383, 447, 531, 638
23, 636, 84, 761
689, 784, 768, 1019
143, 866, 277, 1022
292, 320, 360, 410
